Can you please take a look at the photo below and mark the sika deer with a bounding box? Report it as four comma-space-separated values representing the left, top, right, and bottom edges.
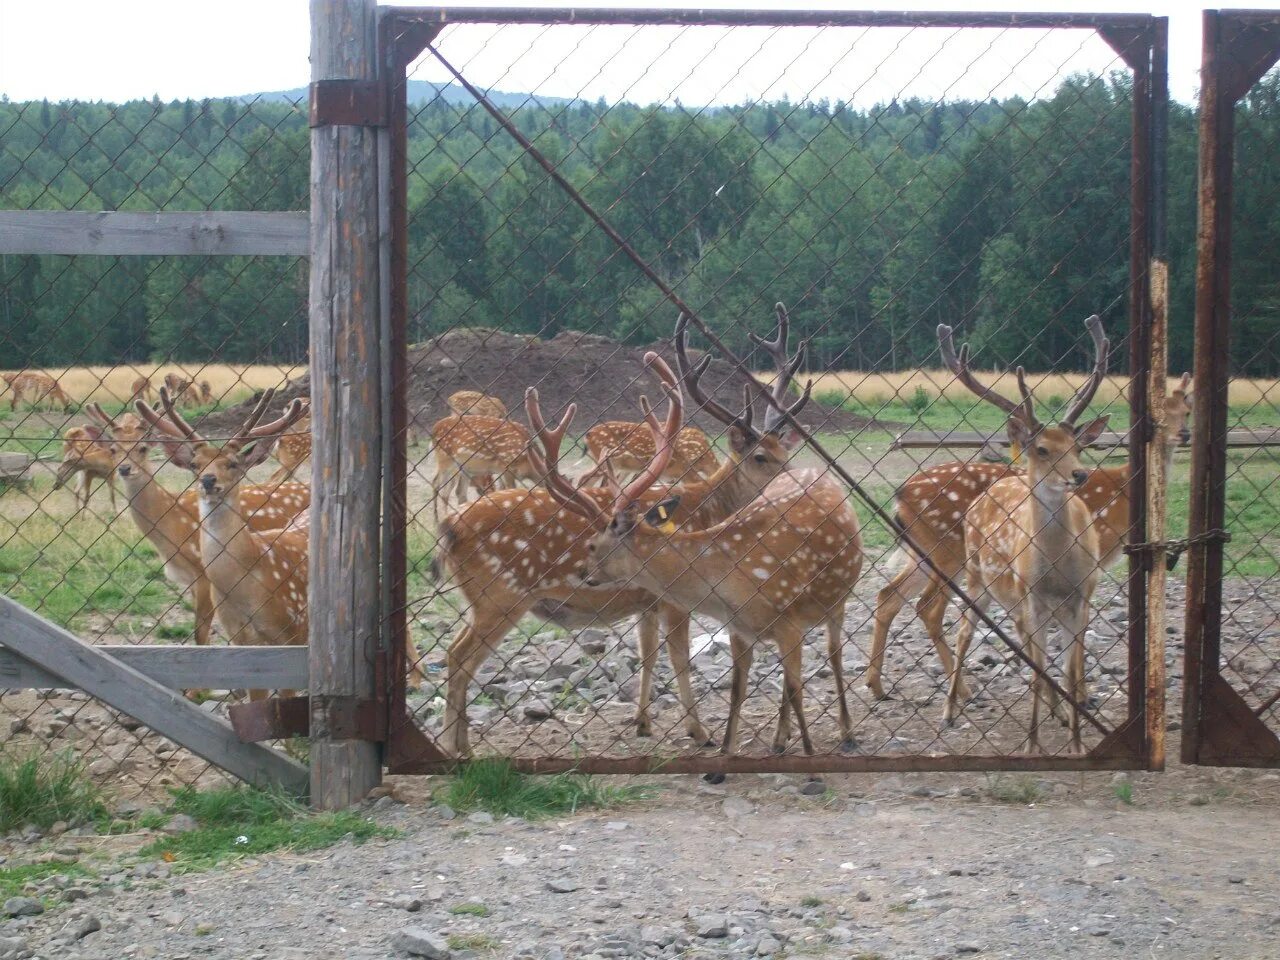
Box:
3, 372, 72, 412
432, 306, 811, 757
534, 360, 862, 757
941, 322, 1110, 753
53, 424, 118, 512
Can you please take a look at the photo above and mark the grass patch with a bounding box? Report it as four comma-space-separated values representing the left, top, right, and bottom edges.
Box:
448, 933, 500, 951
0, 751, 106, 833
0, 861, 93, 900
800, 895, 824, 908
984, 774, 1045, 805
449, 902, 490, 917
1113, 781, 1135, 805
439, 758, 651, 820
138, 786, 396, 870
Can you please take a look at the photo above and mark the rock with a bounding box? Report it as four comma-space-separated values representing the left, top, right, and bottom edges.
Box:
641, 926, 676, 947
160, 910, 185, 926
722, 796, 754, 818
392, 927, 452, 959
62, 888, 90, 903
68, 915, 101, 940
546, 878, 581, 893
522, 700, 554, 721
954, 944, 983, 955
756, 935, 783, 955
799, 780, 827, 797
435, 805, 457, 822
390, 895, 423, 912
0, 936, 27, 960
603, 821, 629, 831
695, 915, 728, 939
855, 890, 872, 902
162, 814, 198, 834
3, 898, 42, 918
465, 811, 494, 826
578, 628, 609, 654
828, 926, 853, 943
7, 718, 27, 735
88, 759, 119, 777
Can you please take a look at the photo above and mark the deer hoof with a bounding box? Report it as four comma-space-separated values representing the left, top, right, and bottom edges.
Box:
703, 772, 727, 785
839, 737, 859, 754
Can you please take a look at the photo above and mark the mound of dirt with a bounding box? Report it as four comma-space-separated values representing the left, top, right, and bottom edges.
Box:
200, 327, 891, 438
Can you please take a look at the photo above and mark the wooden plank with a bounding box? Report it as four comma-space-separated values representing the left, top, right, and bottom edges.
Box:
0, 596, 308, 796
0, 453, 32, 480
0, 211, 309, 257
0, 644, 307, 691
308, 0, 384, 809
890, 428, 1279, 452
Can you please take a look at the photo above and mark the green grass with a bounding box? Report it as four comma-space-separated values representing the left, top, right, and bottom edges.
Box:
0, 751, 106, 833
449, 902, 491, 917
800, 895, 824, 908
1113, 781, 1135, 805
0, 862, 93, 900
438, 758, 651, 820
137, 786, 396, 870
984, 774, 1045, 805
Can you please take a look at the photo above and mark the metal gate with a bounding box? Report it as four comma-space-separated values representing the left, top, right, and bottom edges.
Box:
376, 8, 1171, 775
1182, 9, 1280, 767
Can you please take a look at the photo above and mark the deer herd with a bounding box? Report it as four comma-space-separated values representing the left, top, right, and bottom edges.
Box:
21, 306, 1191, 757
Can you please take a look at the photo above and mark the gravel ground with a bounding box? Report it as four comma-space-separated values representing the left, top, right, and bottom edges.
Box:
6, 764, 1280, 960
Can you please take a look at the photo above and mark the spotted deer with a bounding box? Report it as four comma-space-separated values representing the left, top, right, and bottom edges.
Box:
267, 414, 312, 486
129, 376, 154, 404
87, 404, 310, 649
867, 323, 1191, 702
428, 415, 539, 523
534, 355, 863, 757
431, 306, 812, 757
580, 421, 719, 486
3, 372, 72, 412
53, 424, 118, 512
447, 390, 508, 419
939, 321, 1111, 753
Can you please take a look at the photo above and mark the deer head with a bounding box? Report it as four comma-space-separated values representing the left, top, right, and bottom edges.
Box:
136, 387, 308, 502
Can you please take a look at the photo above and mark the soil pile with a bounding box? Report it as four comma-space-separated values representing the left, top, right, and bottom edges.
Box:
201, 327, 890, 437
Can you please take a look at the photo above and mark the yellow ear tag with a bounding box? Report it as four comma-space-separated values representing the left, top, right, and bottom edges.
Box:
1009, 441, 1022, 464
652, 503, 677, 534
657, 519, 677, 534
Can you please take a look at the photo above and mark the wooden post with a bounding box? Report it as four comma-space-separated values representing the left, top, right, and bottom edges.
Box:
309, 0, 384, 809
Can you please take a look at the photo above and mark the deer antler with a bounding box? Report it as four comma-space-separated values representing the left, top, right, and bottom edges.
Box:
525, 388, 607, 526
1061, 314, 1109, 426
938, 324, 1037, 425
674, 313, 756, 437
86, 402, 118, 432
613, 360, 682, 509
751, 302, 813, 433
136, 386, 206, 443
242, 397, 309, 445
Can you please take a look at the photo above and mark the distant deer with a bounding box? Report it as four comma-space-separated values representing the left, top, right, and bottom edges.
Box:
428, 414, 540, 523
940, 319, 1111, 753
87, 404, 310, 650
198, 380, 214, 406
53, 424, 118, 512
580, 421, 719, 486
267, 414, 312, 486
129, 376, 154, 404
447, 390, 508, 419
3, 372, 73, 412
432, 306, 817, 757
535, 354, 863, 758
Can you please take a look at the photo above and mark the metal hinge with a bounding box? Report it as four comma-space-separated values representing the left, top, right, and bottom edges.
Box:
309, 79, 387, 128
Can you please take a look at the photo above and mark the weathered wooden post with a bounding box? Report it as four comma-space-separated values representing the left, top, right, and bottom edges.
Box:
308, 0, 384, 808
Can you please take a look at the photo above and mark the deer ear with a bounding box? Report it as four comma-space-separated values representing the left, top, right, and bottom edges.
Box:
776, 427, 802, 451
1074, 414, 1110, 447
239, 437, 277, 469
151, 436, 198, 471
727, 425, 750, 455
644, 497, 681, 534
1006, 414, 1035, 449
610, 503, 642, 537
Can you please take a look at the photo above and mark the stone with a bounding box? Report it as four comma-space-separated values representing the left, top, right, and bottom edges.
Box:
799, 780, 827, 797
523, 700, 554, 721
390, 895, 423, 912
162, 814, 198, 834
3, 898, 42, 918
392, 927, 452, 959
855, 891, 872, 902
465, 811, 494, 826
546, 878, 581, 893
695, 915, 728, 939
68, 915, 101, 940
0, 937, 27, 960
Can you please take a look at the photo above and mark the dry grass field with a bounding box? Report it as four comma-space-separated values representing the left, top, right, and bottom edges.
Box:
0, 363, 306, 407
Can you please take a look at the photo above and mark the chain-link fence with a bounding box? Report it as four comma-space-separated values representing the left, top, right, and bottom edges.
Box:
381, 10, 1169, 774
0, 85, 313, 799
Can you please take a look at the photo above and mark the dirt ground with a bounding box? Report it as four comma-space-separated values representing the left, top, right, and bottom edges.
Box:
6, 760, 1280, 960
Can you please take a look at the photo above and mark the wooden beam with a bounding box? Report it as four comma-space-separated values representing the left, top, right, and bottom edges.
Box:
0, 644, 307, 691
308, 0, 385, 810
0, 211, 309, 257
889, 429, 1275, 453
0, 597, 308, 796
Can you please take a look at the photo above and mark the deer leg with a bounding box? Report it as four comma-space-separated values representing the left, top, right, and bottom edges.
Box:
633, 610, 660, 738
721, 632, 754, 756
944, 573, 990, 726
444, 604, 525, 758
107, 473, 118, 514
1058, 602, 1090, 754
1023, 601, 1051, 755
868, 559, 931, 700
405, 632, 426, 690
824, 607, 855, 750
919, 574, 966, 700
664, 611, 712, 746
774, 628, 813, 756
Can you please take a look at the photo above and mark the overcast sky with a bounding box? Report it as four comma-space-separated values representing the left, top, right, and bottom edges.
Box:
3, 2, 1278, 107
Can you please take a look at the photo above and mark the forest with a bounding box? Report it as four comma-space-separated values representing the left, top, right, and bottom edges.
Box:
1, 70, 1278, 375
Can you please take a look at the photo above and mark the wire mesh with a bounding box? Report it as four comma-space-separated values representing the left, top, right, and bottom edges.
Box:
386, 15, 1161, 771
0, 91, 312, 800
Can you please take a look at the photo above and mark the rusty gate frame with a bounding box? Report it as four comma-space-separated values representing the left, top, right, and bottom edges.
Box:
1181, 8, 1280, 767
375, 7, 1170, 775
